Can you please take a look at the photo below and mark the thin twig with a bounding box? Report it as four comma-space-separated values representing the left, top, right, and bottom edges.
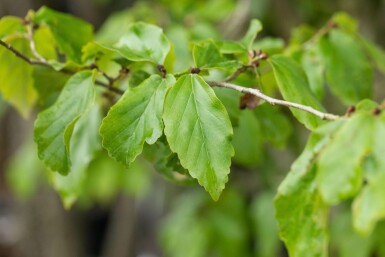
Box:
209, 81, 340, 120
224, 65, 249, 82
0, 39, 125, 95
26, 24, 47, 62
0, 39, 50, 67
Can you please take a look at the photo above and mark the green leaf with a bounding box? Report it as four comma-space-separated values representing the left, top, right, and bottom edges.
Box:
360, 36, 385, 74
0, 16, 26, 39
318, 30, 372, 105
302, 46, 325, 100
317, 113, 375, 204
50, 104, 102, 208
352, 115, 385, 235
110, 22, 170, 64
270, 55, 325, 130
193, 39, 241, 69
232, 110, 264, 167
33, 25, 57, 60
275, 133, 330, 257
34, 71, 95, 175
33, 6, 94, 63
331, 12, 358, 33
32, 66, 70, 107
254, 104, 293, 148
163, 74, 234, 200
0, 38, 36, 117
213, 87, 242, 126
241, 19, 263, 50
100, 74, 176, 165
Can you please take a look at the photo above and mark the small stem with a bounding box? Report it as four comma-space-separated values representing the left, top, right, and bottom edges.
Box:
26, 24, 46, 62
0, 39, 124, 95
209, 81, 340, 120
302, 20, 336, 50
0, 39, 50, 67
224, 65, 249, 82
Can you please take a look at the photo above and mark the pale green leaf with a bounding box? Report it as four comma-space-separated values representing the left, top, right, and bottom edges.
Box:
360, 36, 385, 74
193, 39, 241, 69
51, 104, 102, 208
302, 46, 325, 100
318, 30, 372, 105
275, 133, 330, 257
163, 74, 234, 200
0, 38, 36, 117
0, 16, 26, 39
34, 71, 95, 175
33, 6, 94, 63
317, 113, 375, 204
353, 115, 385, 235
100, 74, 176, 165
241, 19, 263, 50
111, 22, 170, 64
331, 12, 358, 33
270, 55, 325, 130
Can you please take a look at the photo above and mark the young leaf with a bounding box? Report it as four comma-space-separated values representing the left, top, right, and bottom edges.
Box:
163, 74, 234, 200
270, 55, 325, 130
352, 115, 385, 235
317, 113, 375, 204
193, 39, 241, 69
318, 30, 372, 105
110, 22, 170, 64
33, 6, 94, 63
100, 74, 175, 165
275, 133, 330, 257
0, 16, 26, 39
34, 71, 95, 175
241, 19, 263, 50
0, 38, 36, 117
302, 46, 325, 100
360, 36, 385, 74
51, 104, 102, 208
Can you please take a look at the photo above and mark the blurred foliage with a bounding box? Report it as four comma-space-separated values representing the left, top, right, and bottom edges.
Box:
2, 0, 385, 257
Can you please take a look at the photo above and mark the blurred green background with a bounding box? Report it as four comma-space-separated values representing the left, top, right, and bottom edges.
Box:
1, 0, 385, 257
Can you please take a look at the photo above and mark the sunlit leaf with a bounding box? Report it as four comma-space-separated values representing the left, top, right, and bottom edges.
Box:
317, 113, 375, 204
193, 39, 241, 69
353, 114, 385, 235
34, 71, 95, 175
0, 16, 26, 39
51, 104, 102, 208
33, 6, 94, 63
270, 55, 325, 130
275, 133, 330, 257
110, 22, 170, 64
241, 19, 263, 50
163, 74, 234, 200
0, 38, 36, 117
100, 74, 176, 165
318, 30, 372, 105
